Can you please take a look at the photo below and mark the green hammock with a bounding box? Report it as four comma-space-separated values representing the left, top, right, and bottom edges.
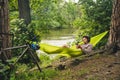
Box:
39, 31, 108, 58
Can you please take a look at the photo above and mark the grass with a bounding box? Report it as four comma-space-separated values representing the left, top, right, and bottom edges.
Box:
61, 69, 71, 76
10, 65, 59, 80
10, 54, 59, 80
87, 76, 99, 80
78, 68, 90, 76
38, 54, 52, 68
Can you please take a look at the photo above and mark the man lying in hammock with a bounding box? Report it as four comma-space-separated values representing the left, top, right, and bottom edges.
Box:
76, 36, 93, 54
40, 31, 107, 57
63, 36, 93, 54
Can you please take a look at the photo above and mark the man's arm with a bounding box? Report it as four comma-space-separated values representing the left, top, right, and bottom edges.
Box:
81, 45, 93, 54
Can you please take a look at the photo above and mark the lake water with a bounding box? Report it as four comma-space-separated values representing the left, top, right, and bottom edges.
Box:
41, 36, 75, 46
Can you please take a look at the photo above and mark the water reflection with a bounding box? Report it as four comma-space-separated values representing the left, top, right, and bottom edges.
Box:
41, 36, 75, 46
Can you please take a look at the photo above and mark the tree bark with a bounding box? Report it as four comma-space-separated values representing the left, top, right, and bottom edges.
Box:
0, 0, 11, 60
108, 0, 120, 53
18, 0, 31, 25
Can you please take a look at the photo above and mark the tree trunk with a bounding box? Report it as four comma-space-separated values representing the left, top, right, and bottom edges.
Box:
18, 0, 31, 25
108, 0, 120, 52
0, 0, 11, 60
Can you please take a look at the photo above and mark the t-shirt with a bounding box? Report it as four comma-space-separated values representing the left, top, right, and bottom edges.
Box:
81, 43, 93, 54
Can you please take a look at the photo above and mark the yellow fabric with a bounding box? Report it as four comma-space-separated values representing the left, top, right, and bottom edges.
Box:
39, 31, 108, 58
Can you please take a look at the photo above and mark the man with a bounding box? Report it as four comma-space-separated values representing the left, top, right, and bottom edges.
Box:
76, 36, 93, 54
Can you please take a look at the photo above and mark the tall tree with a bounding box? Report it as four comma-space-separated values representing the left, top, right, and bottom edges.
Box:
0, 0, 11, 60
108, 0, 120, 52
18, 0, 31, 25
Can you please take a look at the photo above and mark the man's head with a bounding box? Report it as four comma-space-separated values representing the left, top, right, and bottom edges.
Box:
82, 36, 90, 44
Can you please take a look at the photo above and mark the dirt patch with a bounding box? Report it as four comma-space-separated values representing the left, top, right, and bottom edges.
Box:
51, 52, 120, 80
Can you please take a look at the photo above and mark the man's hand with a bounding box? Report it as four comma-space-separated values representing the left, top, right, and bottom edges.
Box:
76, 45, 82, 49
62, 44, 68, 48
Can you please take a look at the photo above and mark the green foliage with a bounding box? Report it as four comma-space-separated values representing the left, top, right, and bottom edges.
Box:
10, 63, 59, 80
0, 60, 11, 80
9, 18, 41, 67
10, 19, 28, 46
74, 0, 112, 35
10, 19, 41, 54
30, 0, 80, 29
9, 0, 18, 11
10, 19, 27, 57
39, 54, 52, 67
31, 0, 59, 29
43, 68, 59, 78
9, 11, 19, 20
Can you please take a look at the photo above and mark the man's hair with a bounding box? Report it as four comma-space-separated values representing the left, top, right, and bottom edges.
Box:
82, 36, 90, 42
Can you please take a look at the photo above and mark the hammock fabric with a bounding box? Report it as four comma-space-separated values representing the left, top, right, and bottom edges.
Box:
39, 31, 108, 58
